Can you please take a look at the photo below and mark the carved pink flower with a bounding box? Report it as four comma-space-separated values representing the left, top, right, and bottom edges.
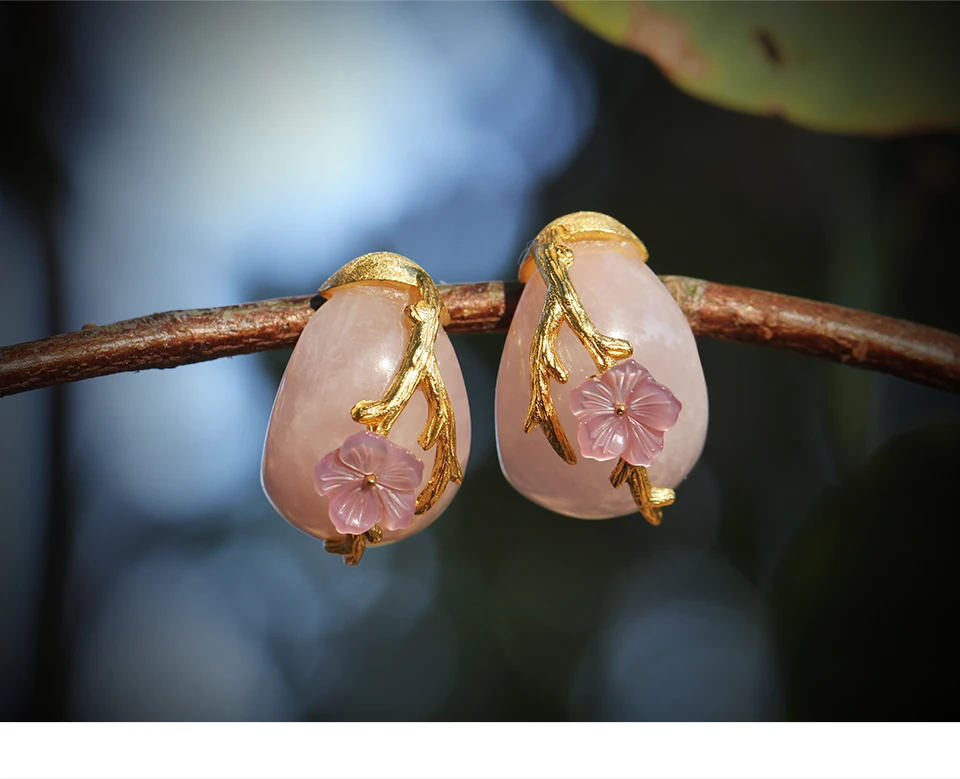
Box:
569, 359, 681, 467
313, 430, 425, 535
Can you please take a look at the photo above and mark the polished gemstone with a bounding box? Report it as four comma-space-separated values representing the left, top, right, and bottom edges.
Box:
262, 285, 470, 544
495, 240, 708, 519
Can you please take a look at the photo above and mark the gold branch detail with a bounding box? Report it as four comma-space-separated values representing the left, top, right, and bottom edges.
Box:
335, 261, 461, 517
323, 524, 384, 566
351, 271, 441, 438
523, 226, 633, 463
315, 253, 463, 564
609, 459, 676, 526
416, 359, 463, 513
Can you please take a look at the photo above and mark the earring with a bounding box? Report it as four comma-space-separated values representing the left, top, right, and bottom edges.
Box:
495, 212, 708, 523
262, 253, 470, 565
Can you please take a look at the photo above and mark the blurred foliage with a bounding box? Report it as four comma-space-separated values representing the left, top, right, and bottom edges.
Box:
557, 1, 960, 135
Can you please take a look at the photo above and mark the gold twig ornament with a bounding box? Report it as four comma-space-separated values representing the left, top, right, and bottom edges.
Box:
324, 254, 463, 516
523, 224, 633, 464
609, 458, 676, 526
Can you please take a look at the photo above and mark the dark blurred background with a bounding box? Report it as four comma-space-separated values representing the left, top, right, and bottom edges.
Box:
2, 2, 959, 721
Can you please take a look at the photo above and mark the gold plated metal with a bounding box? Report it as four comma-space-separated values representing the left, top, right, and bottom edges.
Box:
320, 253, 462, 511
319, 251, 451, 326
610, 459, 676, 526
522, 222, 633, 464
518, 211, 648, 284
521, 212, 677, 524
323, 524, 383, 566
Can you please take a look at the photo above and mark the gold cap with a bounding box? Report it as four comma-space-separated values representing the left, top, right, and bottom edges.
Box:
519, 212, 649, 284
318, 251, 450, 327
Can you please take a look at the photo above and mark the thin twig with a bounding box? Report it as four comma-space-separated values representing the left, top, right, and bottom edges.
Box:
1, 277, 958, 397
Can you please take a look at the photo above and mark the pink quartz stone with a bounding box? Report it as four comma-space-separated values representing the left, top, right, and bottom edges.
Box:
495, 239, 708, 519
262, 285, 471, 545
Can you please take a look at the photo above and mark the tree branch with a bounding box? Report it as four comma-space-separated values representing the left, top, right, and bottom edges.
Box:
1, 277, 958, 398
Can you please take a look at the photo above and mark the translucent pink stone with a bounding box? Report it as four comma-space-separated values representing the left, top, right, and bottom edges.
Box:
262, 285, 471, 545
495, 240, 708, 519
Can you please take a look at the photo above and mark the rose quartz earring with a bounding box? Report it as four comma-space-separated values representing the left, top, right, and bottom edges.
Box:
262, 253, 470, 564
495, 212, 708, 524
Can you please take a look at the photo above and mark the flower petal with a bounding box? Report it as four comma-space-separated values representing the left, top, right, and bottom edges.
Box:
570, 376, 615, 419
313, 449, 361, 496
337, 430, 391, 475
376, 442, 425, 492
599, 359, 647, 405
627, 375, 682, 432
327, 483, 382, 535
577, 413, 628, 462
376, 487, 418, 532
621, 415, 666, 467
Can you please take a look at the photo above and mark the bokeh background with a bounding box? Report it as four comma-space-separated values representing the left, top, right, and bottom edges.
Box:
2, 2, 959, 721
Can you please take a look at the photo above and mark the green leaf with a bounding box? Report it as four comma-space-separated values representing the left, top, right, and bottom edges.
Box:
558, 1, 960, 135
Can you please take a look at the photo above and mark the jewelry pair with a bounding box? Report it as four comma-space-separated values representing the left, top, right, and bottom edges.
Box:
261, 212, 708, 565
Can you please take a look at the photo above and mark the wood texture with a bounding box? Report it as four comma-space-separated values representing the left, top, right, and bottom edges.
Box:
2, 277, 958, 397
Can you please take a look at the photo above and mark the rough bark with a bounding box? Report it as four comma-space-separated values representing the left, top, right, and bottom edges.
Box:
2, 277, 958, 397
